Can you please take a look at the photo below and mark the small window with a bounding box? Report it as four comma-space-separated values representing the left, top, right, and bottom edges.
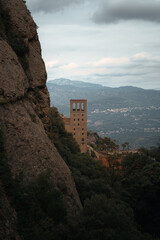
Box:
78, 123, 80, 126
82, 119, 84, 121
82, 132, 84, 135
82, 114, 84, 116
74, 133, 75, 135
74, 128, 75, 130
82, 128, 84, 130
74, 119, 75, 121
77, 103, 80, 111
82, 138, 85, 144
81, 103, 84, 111
78, 119, 79, 121
73, 103, 76, 111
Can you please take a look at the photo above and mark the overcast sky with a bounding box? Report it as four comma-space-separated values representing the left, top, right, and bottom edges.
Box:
26, 0, 160, 89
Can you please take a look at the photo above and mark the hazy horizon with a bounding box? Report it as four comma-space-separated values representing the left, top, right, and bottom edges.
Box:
47, 77, 160, 90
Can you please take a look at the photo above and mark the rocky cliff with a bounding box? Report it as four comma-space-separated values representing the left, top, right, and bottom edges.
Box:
0, 0, 81, 236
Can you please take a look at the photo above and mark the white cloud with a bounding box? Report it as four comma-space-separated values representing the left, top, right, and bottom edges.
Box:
87, 57, 130, 67
72, 67, 107, 76
46, 60, 59, 67
85, 53, 160, 70
132, 52, 150, 60
60, 62, 78, 70
132, 52, 160, 63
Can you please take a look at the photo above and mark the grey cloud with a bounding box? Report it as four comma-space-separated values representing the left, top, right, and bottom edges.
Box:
26, 0, 84, 13
93, 1, 160, 24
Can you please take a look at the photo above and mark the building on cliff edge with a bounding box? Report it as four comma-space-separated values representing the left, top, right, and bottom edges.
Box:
62, 99, 87, 153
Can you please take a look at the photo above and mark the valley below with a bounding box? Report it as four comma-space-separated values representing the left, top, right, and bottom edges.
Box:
88, 106, 160, 149
47, 78, 160, 149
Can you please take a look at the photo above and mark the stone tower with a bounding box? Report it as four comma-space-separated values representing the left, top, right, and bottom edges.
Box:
70, 99, 87, 153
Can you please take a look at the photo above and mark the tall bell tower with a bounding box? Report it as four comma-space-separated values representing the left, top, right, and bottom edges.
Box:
70, 99, 87, 153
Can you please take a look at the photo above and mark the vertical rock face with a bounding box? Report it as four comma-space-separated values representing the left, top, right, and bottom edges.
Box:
0, 39, 27, 101
0, 0, 81, 216
0, 192, 21, 240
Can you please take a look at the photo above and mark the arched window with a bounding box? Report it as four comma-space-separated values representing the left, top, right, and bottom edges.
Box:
77, 103, 80, 111
81, 103, 84, 111
73, 103, 76, 111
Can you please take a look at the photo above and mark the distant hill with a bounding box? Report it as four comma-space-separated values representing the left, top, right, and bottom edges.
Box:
47, 78, 160, 149
50, 78, 103, 89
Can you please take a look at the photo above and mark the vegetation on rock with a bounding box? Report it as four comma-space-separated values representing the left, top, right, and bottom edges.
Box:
96, 137, 119, 151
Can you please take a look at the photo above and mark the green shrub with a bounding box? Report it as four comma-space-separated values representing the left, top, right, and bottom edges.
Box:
96, 137, 119, 151
33, 88, 43, 101
69, 194, 144, 240
49, 107, 80, 159
17, 172, 67, 240
121, 152, 160, 238
91, 150, 96, 158
30, 113, 36, 123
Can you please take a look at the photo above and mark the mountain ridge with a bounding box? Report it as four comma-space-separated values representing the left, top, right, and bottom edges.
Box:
49, 78, 104, 89
49, 78, 158, 92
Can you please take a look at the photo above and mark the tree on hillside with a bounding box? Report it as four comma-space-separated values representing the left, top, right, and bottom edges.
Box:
121, 152, 160, 238
96, 137, 119, 152
122, 142, 130, 151
69, 194, 144, 240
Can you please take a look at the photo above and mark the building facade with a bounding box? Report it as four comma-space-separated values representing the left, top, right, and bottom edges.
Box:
63, 99, 87, 153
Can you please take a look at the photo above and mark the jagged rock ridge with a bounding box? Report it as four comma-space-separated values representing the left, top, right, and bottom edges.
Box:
0, 1, 81, 237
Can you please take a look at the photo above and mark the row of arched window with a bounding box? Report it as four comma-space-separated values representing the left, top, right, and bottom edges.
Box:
72, 103, 85, 111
